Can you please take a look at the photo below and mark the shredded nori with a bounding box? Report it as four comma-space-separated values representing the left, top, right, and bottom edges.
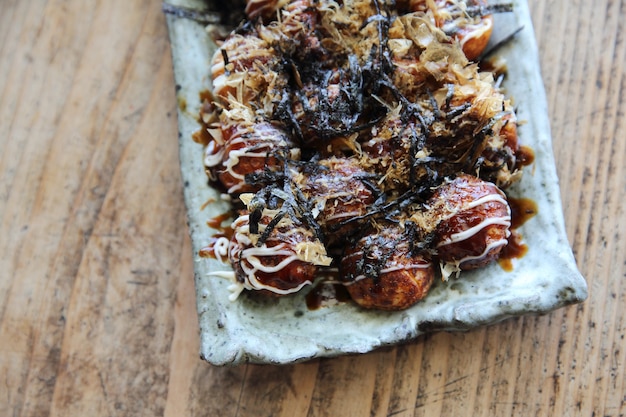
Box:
247, 157, 326, 247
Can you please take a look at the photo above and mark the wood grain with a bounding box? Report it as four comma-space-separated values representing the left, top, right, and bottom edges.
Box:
0, 0, 624, 416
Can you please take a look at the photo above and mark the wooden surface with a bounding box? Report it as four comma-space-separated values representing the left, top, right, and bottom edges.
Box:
1, 0, 624, 416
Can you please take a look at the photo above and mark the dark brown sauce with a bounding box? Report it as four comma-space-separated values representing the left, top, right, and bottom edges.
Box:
508, 197, 538, 229
516, 145, 535, 168
198, 242, 217, 259
199, 90, 213, 103
306, 282, 351, 310
192, 127, 213, 146
498, 196, 538, 271
200, 197, 217, 211
207, 212, 232, 229
498, 231, 528, 272
192, 90, 217, 146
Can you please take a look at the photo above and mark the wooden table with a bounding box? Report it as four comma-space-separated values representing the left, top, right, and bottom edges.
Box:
1, 1, 624, 415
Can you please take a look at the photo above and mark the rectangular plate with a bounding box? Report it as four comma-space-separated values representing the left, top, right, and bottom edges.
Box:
165, 0, 588, 365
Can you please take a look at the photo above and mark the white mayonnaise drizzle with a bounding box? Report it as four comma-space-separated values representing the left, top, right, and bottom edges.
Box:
439, 237, 508, 281
437, 192, 512, 248
212, 236, 230, 263
209, 213, 325, 299
204, 139, 225, 168
437, 216, 511, 247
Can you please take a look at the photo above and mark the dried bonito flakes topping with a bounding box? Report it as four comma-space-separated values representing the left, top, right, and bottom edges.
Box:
197, 0, 530, 310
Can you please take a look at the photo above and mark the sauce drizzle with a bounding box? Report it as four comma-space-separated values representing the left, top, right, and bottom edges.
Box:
508, 197, 538, 229
306, 282, 351, 310
516, 145, 535, 168
498, 197, 538, 271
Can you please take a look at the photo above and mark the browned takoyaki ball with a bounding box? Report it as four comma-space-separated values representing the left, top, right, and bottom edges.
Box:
290, 76, 342, 144
428, 174, 511, 272
205, 121, 298, 195
422, 80, 520, 190
297, 157, 378, 242
340, 225, 435, 310
228, 210, 330, 296
211, 33, 281, 106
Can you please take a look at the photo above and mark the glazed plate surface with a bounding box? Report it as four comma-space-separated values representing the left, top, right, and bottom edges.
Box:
165, 0, 588, 365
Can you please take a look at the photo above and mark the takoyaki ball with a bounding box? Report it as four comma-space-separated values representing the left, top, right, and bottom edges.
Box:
423, 79, 521, 189
428, 174, 511, 272
209, 121, 299, 195
289, 63, 364, 146
340, 225, 435, 310
228, 209, 332, 296
290, 78, 341, 144
358, 111, 424, 193
404, 0, 494, 61
211, 32, 282, 106
297, 157, 378, 243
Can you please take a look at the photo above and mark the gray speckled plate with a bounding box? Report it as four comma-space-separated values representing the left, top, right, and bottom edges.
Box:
165, 0, 588, 365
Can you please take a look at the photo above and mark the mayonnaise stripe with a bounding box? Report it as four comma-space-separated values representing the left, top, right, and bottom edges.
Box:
465, 193, 508, 210
437, 216, 511, 247
455, 238, 508, 265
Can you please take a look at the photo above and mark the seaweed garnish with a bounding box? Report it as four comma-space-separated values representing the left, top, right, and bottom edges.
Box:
247, 157, 326, 247
270, 0, 402, 146
275, 49, 387, 144
345, 233, 396, 284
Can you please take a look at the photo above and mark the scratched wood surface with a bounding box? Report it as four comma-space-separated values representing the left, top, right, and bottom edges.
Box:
0, 0, 624, 416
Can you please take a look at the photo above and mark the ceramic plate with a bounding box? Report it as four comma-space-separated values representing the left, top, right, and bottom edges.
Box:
165, 0, 588, 365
